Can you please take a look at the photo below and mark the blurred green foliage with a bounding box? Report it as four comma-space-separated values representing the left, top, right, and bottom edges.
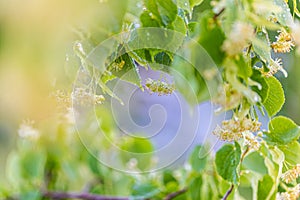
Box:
0, 0, 300, 199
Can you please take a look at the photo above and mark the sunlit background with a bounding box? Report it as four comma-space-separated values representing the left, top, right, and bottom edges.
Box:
0, 0, 103, 182
0, 0, 300, 186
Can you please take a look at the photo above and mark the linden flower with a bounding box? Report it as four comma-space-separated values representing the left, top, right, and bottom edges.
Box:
213, 118, 261, 142
281, 164, 300, 184
145, 78, 175, 96
18, 120, 40, 140
277, 184, 300, 200
214, 83, 243, 111
222, 22, 255, 56
243, 131, 261, 150
271, 29, 295, 53
260, 58, 288, 78
213, 125, 243, 141
50, 90, 71, 108
110, 60, 125, 72
71, 88, 105, 106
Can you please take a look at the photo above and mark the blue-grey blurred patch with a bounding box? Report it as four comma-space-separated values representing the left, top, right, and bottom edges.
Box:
110, 66, 227, 168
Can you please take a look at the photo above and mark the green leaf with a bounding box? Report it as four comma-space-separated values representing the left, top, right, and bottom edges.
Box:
132, 183, 160, 199
97, 78, 124, 105
154, 52, 172, 66
189, 0, 204, 9
279, 141, 300, 167
273, 0, 293, 26
265, 116, 300, 144
110, 51, 142, 88
176, 0, 191, 13
252, 31, 272, 64
143, 0, 163, 25
87, 153, 102, 176
251, 69, 269, 103
165, 182, 180, 194
189, 145, 207, 172
257, 175, 274, 200
20, 150, 45, 179
188, 176, 203, 200
6, 152, 22, 187
140, 11, 161, 27
269, 147, 285, 165
127, 0, 144, 18
259, 144, 284, 181
120, 137, 153, 170
172, 55, 209, 105
171, 193, 187, 200
197, 11, 226, 65
163, 171, 178, 185
120, 137, 153, 154
215, 142, 242, 184
246, 11, 282, 30
223, 0, 238, 35
242, 152, 268, 175
172, 15, 187, 34
143, 0, 177, 27
263, 77, 285, 117
238, 187, 253, 200
293, 0, 300, 17
262, 147, 284, 199
157, 0, 178, 25
130, 49, 153, 66
225, 60, 261, 105
235, 55, 252, 79
79, 0, 128, 39
128, 28, 184, 54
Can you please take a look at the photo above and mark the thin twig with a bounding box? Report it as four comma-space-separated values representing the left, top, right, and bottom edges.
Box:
213, 8, 225, 20
241, 146, 250, 163
43, 191, 129, 200
222, 184, 234, 200
164, 188, 188, 200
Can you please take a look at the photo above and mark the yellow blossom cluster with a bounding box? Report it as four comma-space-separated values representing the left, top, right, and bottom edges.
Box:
214, 83, 243, 111
243, 131, 261, 151
145, 78, 175, 96
271, 29, 295, 53
18, 119, 40, 140
110, 60, 125, 72
277, 184, 300, 200
50, 90, 71, 108
222, 22, 255, 56
213, 118, 261, 143
259, 58, 287, 78
281, 164, 300, 184
72, 88, 105, 106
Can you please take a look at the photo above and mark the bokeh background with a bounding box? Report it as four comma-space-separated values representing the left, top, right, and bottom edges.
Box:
0, 0, 299, 187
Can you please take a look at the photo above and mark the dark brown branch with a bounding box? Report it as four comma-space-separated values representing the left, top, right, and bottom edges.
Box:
222, 184, 234, 200
43, 191, 129, 200
164, 188, 188, 200
213, 8, 225, 20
